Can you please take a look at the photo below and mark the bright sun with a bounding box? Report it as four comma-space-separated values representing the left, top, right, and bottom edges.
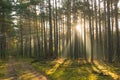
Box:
76, 25, 81, 31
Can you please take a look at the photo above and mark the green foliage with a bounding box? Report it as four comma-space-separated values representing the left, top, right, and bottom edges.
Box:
0, 0, 12, 10
30, 0, 40, 5
0, 0, 14, 37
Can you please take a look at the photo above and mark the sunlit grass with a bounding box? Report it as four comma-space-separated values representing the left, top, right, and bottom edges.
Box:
31, 58, 113, 80
0, 60, 7, 79
110, 63, 120, 74
93, 61, 120, 80
46, 63, 61, 75
0, 58, 115, 80
19, 72, 35, 80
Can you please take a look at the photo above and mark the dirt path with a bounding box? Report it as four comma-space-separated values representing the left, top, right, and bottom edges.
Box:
6, 56, 18, 80
5, 56, 49, 80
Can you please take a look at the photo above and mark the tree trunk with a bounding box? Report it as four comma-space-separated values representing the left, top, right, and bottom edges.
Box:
107, 0, 112, 62
48, 0, 53, 58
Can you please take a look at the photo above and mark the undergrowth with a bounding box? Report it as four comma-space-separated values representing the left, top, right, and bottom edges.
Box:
29, 58, 113, 80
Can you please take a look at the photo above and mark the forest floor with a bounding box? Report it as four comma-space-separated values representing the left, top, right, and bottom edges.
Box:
0, 56, 49, 80
30, 58, 120, 80
0, 57, 120, 80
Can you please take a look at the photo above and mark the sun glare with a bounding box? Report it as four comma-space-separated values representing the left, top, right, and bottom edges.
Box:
76, 25, 81, 31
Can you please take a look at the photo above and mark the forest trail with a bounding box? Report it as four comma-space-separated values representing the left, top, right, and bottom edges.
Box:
4, 56, 49, 80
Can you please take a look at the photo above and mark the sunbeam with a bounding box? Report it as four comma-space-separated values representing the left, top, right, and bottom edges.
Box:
76, 24, 81, 32
75, 23, 92, 61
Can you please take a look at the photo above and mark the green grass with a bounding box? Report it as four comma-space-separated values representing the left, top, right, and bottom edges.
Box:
0, 60, 7, 78
108, 62, 120, 74
29, 59, 113, 80
0, 57, 118, 80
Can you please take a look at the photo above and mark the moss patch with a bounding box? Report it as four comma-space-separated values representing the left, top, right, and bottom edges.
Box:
0, 60, 7, 78
30, 59, 113, 80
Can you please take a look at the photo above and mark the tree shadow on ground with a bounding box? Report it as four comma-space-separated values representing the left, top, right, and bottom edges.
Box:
31, 58, 114, 80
